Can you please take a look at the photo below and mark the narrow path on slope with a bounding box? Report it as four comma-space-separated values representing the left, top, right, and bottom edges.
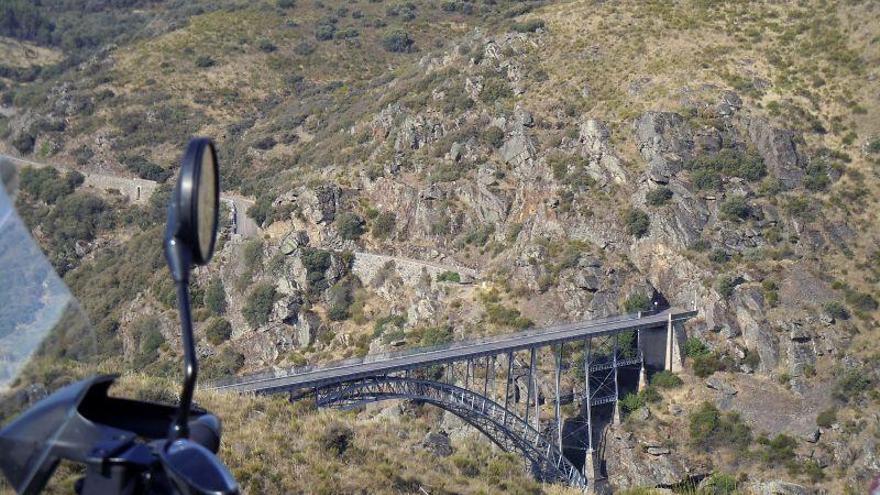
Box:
0, 152, 260, 238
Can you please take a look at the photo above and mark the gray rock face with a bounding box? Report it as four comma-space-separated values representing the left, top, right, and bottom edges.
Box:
746, 118, 806, 188
633, 112, 694, 183
605, 426, 691, 490
422, 431, 453, 457
279, 231, 310, 255
500, 131, 536, 168
295, 310, 322, 347
705, 375, 737, 396
747, 480, 809, 495
732, 286, 778, 372
301, 184, 340, 225
578, 119, 628, 185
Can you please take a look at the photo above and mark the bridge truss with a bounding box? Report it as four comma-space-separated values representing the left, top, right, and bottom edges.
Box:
212, 309, 697, 489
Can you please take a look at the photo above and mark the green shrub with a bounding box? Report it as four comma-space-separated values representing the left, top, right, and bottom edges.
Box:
302, 248, 332, 292
205, 278, 227, 315
373, 314, 406, 338
242, 282, 277, 328
620, 387, 663, 414
437, 271, 461, 283
19, 166, 81, 204
195, 55, 215, 68
692, 169, 722, 190
708, 248, 729, 263
242, 238, 264, 271
823, 301, 849, 320
688, 401, 751, 450
479, 77, 512, 103
715, 274, 739, 298
205, 318, 232, 345
316, 23, 336, 41
319, 422, 353, 456
371, 212, 396, 239
804, 161, 831, 191
485, 304, 533, 329
418, 324, 453, 346
816, 408, 837, 428
511, 19, 544, 33
693, 353, 723, 378
623, 208, 649, 238
382, 29, 414, 52
844, 291, 878, 312
336, 212, 365, 240
645, 187, 673, 206
684, 337, 710, 358
484, 126, 505, 148
247, 196, 273, 226
202, 347, 245, 379
719, 195, 750, 221
756, 434, 797, 465
257, 38, 277, 53
651, 371, 683, 389
622, 293, 651, 313
686, 148, 766, 182
832, 367, 871, 403
867, 138, 880, 154
328, 305, 350, 321
277, 0, 295, 7
619, 392, 644, 414
703, 473, 738, 495
124, 156, 172, 182
133, 316, 164, 359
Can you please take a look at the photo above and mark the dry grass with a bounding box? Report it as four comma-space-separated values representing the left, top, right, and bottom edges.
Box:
0, 37, 62, 68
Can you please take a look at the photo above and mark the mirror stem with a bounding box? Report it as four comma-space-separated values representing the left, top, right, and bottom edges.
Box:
165, 235, 196, 441
171, 278, 197, 440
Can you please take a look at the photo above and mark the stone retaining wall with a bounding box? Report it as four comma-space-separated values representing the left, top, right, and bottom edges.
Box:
352, 251, 478, 287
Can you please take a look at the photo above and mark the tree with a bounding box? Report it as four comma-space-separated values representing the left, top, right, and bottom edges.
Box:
720, 195, 750, 221
646, 187, 672, 206
624, 208, 649, 238
484, 126, 505, 148
242, 282, 277, 328
205, 278, 227, 315
371, 212, 396, 239
336, 212, 365, 240
205, 318, 232, 345
382, 29, 414, 53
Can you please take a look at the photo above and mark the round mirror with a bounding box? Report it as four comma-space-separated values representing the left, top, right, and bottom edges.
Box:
173, 138, 219, 266
196, 145, 217, 263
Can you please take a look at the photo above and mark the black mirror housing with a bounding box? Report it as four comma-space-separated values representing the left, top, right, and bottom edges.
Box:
165, 138, 219, 282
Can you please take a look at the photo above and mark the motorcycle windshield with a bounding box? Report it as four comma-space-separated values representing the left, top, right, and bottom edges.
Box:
0, 165, 96, 403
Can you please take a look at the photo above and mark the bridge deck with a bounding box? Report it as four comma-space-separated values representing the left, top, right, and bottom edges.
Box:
212, 308, 696, 394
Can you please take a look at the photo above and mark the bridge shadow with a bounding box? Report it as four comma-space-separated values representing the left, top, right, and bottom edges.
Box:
562, 365, 643, 478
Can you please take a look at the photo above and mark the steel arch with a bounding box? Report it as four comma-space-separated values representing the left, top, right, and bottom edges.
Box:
312, 376, 587, 488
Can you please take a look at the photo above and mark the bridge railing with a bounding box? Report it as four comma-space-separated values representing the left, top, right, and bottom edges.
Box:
209, 309, 661, 389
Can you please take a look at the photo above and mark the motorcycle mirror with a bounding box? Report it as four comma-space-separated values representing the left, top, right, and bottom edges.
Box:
164, 138, 220, 441
160, 439, 238, 495
165, 138, 219, 276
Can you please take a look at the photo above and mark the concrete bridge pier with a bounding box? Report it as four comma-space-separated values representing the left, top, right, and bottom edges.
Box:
665, 313, 684, 373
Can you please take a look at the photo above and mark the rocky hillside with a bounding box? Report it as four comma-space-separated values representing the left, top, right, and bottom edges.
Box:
2, 0, 880, 493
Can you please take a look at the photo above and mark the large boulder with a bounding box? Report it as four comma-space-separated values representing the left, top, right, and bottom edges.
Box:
633, 112, 694, 183
746, 118, 806, 188
747, 480, 809, 495
300, 184, 340, 225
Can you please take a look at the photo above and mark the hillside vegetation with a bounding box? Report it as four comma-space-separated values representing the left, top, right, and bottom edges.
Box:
1, 0, 879, 493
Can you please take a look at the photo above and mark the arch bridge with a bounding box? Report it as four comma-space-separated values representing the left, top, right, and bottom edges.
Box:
211, 308, 697, 489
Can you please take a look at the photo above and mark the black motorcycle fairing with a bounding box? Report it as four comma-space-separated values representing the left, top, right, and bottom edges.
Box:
0, 374, 218, 495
